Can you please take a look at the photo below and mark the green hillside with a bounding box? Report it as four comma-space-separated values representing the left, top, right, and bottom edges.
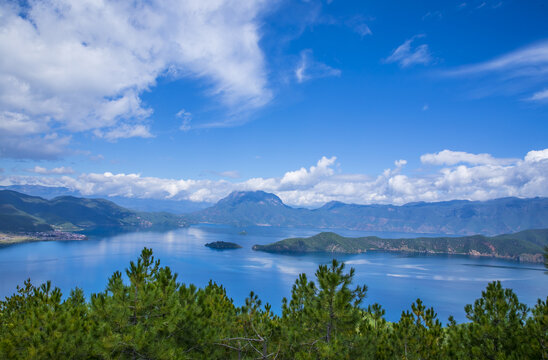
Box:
0, 190, 186, 233
253, 229, 548, 262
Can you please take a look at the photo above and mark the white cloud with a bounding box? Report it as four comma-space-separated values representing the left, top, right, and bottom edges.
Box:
176, 109, 193, 131
219, 171, 241, 179
280, 156, 336, 188
0, 132, 71, 160
444, 40, 548, 102
525, 149, 548, 163
0, 0, 271, 158
420, 149, 516, 166
448, 40, 548, 76
6, 148, 548, 207
31, 166, 74, 175
353, 23, 372, 37
295, 50, 341, 83
385, 35, 432, 68
94, 124, 154, 142
528, 89, 548, 102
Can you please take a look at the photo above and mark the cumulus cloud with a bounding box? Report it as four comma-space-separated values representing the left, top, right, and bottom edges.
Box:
5, 149, 548, 207
420, 149, 516, 166
295, 50, 341, 83
280, 156, 336, 188
0, 0, 271, 158
385, 35, 433, 68
524, 149, 548, 163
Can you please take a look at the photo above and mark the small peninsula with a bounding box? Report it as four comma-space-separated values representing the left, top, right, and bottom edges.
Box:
205, 241, 242, 250
252, 229, 548, 263
0, 231, 87, 245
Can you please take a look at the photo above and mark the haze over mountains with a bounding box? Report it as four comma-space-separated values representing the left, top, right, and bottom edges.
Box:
2, 188, 548, 236
0, 186, 211, 214
185, 191, 548, 235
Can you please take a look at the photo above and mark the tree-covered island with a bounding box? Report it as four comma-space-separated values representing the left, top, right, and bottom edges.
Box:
205, 241, 242, 250
252, 229, 548, 263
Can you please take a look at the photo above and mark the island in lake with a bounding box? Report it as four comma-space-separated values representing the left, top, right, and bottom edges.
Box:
205, 241, 242, 250
252, 229, 548, 263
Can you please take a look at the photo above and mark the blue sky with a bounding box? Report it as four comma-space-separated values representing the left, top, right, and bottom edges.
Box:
0, 0, 547, 206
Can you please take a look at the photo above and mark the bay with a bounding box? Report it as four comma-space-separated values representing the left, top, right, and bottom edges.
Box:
0, 224, 546, 323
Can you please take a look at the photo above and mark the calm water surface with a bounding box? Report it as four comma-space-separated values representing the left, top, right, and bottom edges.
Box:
0, 224, 546, 322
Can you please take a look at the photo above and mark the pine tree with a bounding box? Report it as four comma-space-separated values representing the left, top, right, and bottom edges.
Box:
379, 299, 444, 360
90, 248, 183, 359
446, 281, 529, 359
281, 259, 367, 358
0, 280, 91, 359
524, 297, 548, 359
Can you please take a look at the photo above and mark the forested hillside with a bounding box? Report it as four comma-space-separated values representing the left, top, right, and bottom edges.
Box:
0, 190, 185, 232
253, 229, 548, 262
0, 248, 546, 359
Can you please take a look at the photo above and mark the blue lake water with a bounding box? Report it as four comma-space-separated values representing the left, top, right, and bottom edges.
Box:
0, 224, 546, 323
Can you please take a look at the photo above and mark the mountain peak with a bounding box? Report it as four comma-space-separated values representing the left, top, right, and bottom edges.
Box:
217, 191, 285, 207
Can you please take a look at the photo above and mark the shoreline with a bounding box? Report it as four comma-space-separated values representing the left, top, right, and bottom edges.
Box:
0, 231, 87, 245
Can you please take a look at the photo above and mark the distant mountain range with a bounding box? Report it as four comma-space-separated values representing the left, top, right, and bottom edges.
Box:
3, 188, 548, 236
0, 186, 211, 214
185, 191, 548, 235
252, 229, 548, 263
0, 190, 186, 233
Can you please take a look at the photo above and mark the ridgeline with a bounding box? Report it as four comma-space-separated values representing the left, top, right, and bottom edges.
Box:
0, 190, 186, 234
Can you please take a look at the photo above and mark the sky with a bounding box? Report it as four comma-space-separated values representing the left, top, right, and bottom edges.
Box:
0, 0, 548, 207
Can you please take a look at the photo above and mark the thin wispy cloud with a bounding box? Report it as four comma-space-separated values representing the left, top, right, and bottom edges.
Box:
295, 50, 341, 83
345, 15, 373, 37
30, 166, 74, 175
527, 89, 548, 102
176, 109, 192, 132
219, 171, 241, 179
5, 149, 548, 207
443, 40, 548, 103
385, 35, 433, 68
94, 124, 154, 142
447, 40, 548, 76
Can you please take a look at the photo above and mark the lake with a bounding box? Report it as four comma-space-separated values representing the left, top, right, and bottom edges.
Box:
0, 224, 546, 322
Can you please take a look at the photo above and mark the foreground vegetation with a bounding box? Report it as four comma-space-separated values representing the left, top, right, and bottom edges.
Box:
0, 248, 546, 359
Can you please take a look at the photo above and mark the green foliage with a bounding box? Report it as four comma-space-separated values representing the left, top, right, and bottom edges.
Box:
378, 299, 444, 360
280, 259, 368, 358
0, 248, 546, 359
0, 280, 90, 359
